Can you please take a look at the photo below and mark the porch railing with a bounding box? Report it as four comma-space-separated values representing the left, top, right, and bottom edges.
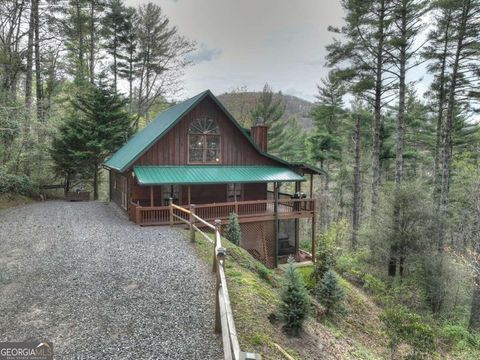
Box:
129, 198, 315, 226
170, 203, 261, 360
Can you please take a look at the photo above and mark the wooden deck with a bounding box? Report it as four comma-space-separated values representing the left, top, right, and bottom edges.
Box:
129, 198, 315, 226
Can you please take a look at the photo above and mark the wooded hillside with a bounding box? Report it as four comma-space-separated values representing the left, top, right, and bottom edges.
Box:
1, 0, 479, 359
218, 91, 315, 130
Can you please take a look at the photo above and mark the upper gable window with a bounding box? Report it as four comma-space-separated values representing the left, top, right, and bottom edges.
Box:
188, 118, 221, 163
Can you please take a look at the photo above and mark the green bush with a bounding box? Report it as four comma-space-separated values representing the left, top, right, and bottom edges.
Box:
0, 169, 38, 197
297, 266, 316, 290
280, 257, 311, 335
362, 273, 387, 297
381, 306, 434, 358
311, 234, 337, 285
335, 249, 369, 278
315, 269, 346, 315
439, 323, 479, 350
255, 262, 276, 285
311, 220, 349, 285
225, 212, 242, 246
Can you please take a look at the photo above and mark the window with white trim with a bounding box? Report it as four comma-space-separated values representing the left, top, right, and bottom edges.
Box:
188, 118, 221, 163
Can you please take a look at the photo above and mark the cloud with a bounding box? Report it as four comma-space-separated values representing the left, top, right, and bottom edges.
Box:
187, 43, 222, 64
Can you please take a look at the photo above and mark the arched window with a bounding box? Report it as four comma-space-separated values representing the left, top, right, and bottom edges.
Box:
188, 118, 221, 163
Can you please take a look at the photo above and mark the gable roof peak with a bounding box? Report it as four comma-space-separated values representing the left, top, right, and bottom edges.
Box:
104, 89, 292, 172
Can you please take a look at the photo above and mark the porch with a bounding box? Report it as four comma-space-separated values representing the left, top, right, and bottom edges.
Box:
115, 165, 322, 268
128, 197, 316, 226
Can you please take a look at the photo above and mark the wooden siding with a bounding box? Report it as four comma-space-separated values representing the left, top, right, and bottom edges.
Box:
243, 183, 267, 201
130, 181, 267, 207
111, 171, 127, 210
133, 96, 278, 167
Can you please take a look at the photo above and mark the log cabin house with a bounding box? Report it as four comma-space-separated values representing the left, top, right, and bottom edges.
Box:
104, 90, 323, 267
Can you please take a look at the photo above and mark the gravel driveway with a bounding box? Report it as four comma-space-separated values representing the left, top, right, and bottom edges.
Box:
0, 201, 222, 359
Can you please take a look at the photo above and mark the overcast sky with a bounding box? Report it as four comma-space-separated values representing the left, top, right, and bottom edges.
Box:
124, 0, 345, 102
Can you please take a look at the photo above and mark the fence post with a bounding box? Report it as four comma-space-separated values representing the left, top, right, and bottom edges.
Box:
215, 246, 226, 334
190, 204, 196, 242
135, 206, 141, 225
213, 219, 221, 273
169, 197, 173, 227
215, 269, 221, 333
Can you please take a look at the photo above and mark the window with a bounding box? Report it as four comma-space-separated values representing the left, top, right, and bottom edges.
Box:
188, 118, 221, 163
227, 184, 242, 202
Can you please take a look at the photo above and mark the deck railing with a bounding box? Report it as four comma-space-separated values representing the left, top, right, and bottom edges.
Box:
170, 202, 261, 360
129, 198, 315, 226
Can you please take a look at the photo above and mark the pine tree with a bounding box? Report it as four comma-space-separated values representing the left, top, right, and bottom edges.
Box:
423, 2, 454, 202
51, 84, 132, 199
315, 270, 345, 316
250, 83, 286, 156
276, 118, 306, 162
390, 0, 429, 185
225, 212, 241, 246
438, 0, 480, 212
102, 0, 131, 92
135, 3, 193, 122
279, 258, 310, 335
327, 0, 395, 210
117, 6, 138, 112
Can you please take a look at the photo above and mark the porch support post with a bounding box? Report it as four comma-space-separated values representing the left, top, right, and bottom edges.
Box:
190, 204, 196, 242
312, 211, 316, 263
310, 173, 314, 199
188, 185, 191, 205
294, 181, 301, 256
150, 186, 154, 207
169, 197, 173, 227
274, 182, 279, 268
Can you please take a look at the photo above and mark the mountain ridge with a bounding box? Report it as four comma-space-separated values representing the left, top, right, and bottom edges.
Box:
217, 91, 315, 131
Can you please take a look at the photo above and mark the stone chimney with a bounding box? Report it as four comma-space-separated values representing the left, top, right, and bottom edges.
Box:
251, 117, 268, 152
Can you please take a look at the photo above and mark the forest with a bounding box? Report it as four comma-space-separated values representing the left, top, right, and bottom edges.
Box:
0, 0, 479, 359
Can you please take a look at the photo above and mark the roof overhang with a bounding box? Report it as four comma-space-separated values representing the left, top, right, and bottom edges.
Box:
133, 165, 305, 186
289, 162, 327, 176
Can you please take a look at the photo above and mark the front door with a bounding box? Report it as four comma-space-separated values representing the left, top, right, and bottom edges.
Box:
162, 185, 181, 205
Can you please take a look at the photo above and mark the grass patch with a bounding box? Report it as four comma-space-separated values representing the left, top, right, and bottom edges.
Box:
190, 230, 291, 358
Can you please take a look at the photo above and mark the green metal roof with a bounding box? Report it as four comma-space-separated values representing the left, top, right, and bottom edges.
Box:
133, 166, 305, 185
104, 91, 209, 171
103, 89, 291, 172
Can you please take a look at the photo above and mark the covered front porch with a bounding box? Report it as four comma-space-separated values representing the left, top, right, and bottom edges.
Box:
125, 165, 321, 267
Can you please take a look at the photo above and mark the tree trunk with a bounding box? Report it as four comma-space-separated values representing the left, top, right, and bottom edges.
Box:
89, 0, 95, 84
76, 1, 85, 79
25, 0, 34, 109
388, 249, 397, 277
371, 0, 386, 211
441, 1, 469, 213
93, 166, 98, 200
352, 115, 361, 249
432, 13, 451, 204
394, 1, 407, 185
34, 0, 42, 123
469, 269, 480, 332
113, 24, 118, 92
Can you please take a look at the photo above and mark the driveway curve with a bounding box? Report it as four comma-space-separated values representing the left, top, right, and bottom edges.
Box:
0, 201, 222, 359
